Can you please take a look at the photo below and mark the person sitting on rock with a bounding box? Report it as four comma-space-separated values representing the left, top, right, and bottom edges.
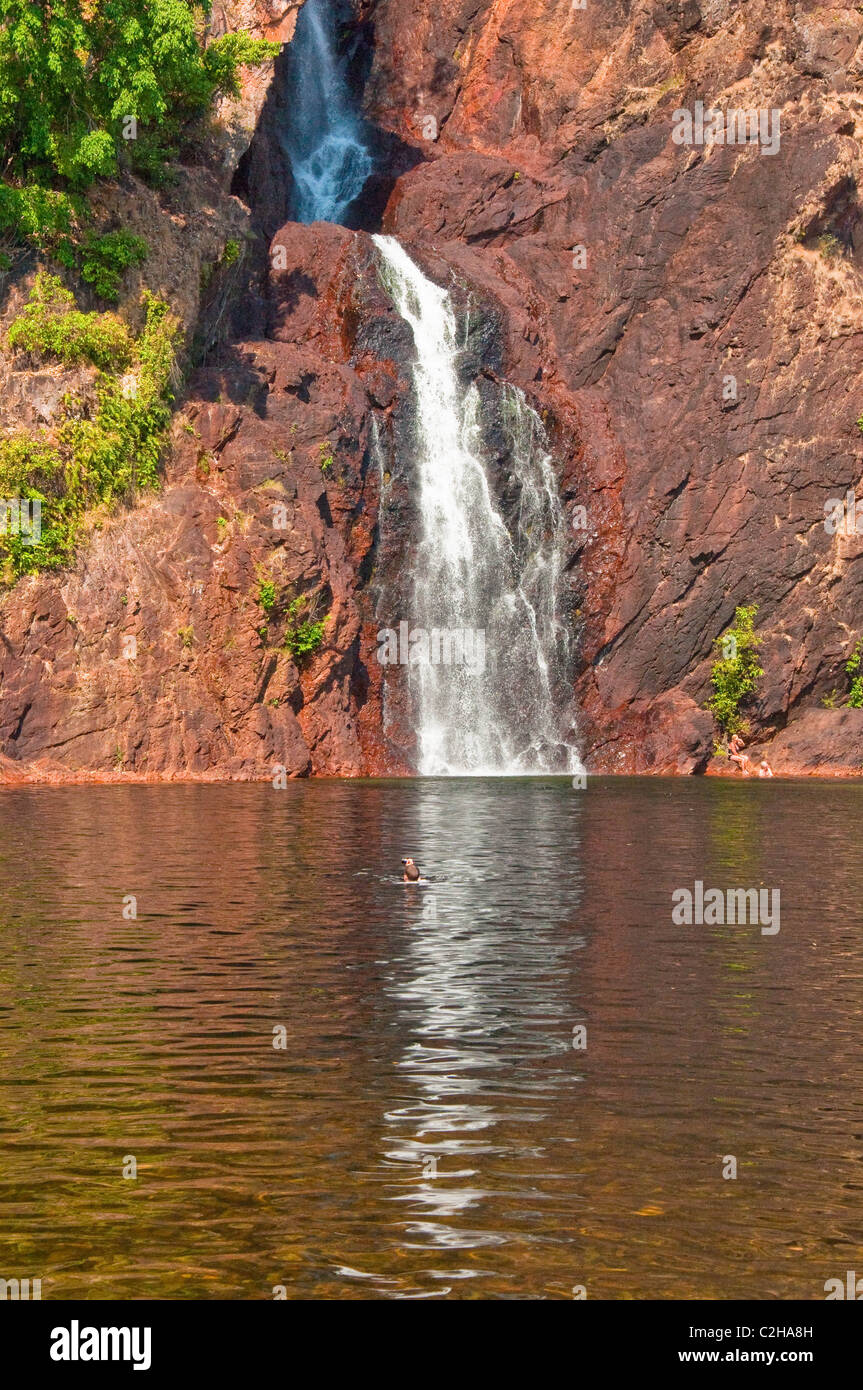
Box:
728, 733, 751, 775
757, 759, 774, 778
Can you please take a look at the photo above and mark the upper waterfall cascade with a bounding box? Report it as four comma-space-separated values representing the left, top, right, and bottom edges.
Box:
282, 0, 373, 223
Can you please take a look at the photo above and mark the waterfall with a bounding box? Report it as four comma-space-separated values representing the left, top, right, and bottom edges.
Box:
276, 2, 583, 775
372, 235, 583, 776
281, 0, 373, 223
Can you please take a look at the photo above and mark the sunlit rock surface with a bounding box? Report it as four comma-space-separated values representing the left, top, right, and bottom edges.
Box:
3, 0, 863, 779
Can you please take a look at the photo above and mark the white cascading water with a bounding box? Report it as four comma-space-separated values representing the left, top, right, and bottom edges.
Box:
281, 0, 373, 223
281, 2, 582, 774
372, 235, 583, 776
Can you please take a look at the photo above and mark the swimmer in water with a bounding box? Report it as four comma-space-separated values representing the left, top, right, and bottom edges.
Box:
758, 759, 774, 778
402, 857, 421, 882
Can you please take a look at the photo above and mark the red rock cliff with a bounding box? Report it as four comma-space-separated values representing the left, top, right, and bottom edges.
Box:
2, 0, 863, 780
364, 0, 863, 772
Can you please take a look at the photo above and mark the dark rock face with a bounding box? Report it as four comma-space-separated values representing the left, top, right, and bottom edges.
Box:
3, 0, 863, 781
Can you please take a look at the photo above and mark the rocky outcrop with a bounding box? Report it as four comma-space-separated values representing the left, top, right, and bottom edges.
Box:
211, 1, 307, 173
707, 707, 863, 777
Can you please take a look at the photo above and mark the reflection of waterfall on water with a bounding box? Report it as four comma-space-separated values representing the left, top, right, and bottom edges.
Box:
373, 234, 583, 776
281, 0, 373, 222
380, 783, 585, 1248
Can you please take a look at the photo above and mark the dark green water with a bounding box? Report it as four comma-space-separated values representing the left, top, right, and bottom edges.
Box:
0, 777, 861, 1299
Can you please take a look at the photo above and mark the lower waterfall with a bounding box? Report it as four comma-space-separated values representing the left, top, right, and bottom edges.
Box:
372, 234, 583, 776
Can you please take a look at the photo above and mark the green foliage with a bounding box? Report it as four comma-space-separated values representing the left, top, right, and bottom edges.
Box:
0, 280, 180, 580
846, 639, 863, 708
8, 272, 135, 368
78, 230, 149, 301
178, 625, 195, 650
284, 596, 327, 662
0, 434, 72, 578
201, 239, 242, 291
0, 195, 147, 300
0, 4, 278, 249
201, 31, 278, 100
0, 182, 81, 246
817, 232, 842, 262
0, 432, 64, 497
61, 291, 180, 493
707, 604, 764, 736
319, 443, 334, 475
258, 579, 276, 614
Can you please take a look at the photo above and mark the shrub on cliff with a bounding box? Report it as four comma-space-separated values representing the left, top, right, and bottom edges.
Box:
0, 2, 278, 263
62, 290, 180, 495
821, 639, 863, 710
0, 434, 74, 578
8, 272, 135, 369
708, 604, 764, 737
284, 597, 328, 662
841, 640, 863, 708
0, 281, 180, 580
62, 229, 150, 302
